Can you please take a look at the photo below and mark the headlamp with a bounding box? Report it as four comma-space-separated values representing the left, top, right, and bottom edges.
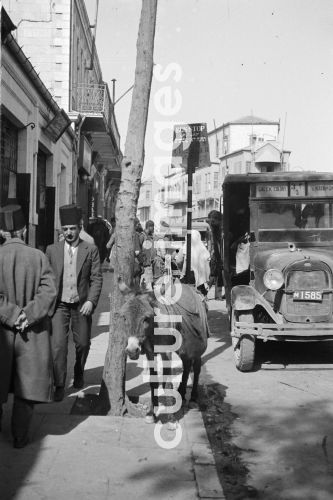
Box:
263, 268, 284, 290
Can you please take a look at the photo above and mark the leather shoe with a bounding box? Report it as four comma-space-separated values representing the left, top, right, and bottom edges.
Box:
73, 375, 84, 389
54, 386, 65, 402
13, 437, 29, 449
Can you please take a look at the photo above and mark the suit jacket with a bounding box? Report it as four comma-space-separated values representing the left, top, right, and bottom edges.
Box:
46, 239, 102, 316
0, 238, 57, 403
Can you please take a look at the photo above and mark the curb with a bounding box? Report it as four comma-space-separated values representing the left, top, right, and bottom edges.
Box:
132, 392, 226, 498
184, 409, 226, 499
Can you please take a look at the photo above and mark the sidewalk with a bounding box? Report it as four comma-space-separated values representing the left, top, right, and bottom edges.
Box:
0, 268, 225, 500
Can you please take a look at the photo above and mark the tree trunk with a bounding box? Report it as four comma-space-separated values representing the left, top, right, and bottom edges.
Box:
100, 0, 158, 416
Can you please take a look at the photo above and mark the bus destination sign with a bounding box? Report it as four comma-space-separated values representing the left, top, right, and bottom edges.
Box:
255, 181, 333, 198
256, 183, 288, 198
308, 182, 333, 197
290, 182, 306, 197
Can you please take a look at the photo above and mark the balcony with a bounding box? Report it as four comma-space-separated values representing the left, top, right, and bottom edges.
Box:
165, 195, 187, 205
195, 184, 221, 203
72, 83, 107, 114
138, 196, 151, 209
71, 83, 121, 167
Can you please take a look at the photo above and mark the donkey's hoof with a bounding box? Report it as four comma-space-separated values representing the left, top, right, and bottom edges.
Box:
189, 399, 199, 410
145, 413, 156, 424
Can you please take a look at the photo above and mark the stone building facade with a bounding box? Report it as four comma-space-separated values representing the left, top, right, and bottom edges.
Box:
3, 0, 122, 227
1, 7, 74, 249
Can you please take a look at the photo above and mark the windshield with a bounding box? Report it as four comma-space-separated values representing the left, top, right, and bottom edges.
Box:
257, 201, 333, 242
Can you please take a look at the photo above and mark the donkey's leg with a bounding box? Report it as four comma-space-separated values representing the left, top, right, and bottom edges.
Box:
190, 357, 202, 402
145, 352, 158, 423
178, 356, 192, 401
161, 352, 171, 390
160, 352, 183, 428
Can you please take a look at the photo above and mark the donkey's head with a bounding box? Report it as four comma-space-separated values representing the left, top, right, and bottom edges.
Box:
118, 279, 155, 360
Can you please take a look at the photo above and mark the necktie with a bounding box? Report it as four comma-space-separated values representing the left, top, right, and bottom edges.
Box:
68, 246, 73, 259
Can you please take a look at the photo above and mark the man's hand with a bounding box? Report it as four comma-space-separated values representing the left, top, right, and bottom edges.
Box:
80, 301, 93, 316
14, 311, 29, 332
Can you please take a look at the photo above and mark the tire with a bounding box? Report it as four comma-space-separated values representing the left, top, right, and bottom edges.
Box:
231, 310, 256, 372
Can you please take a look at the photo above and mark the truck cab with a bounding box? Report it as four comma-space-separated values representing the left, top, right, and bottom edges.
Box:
223, 172, 333, 371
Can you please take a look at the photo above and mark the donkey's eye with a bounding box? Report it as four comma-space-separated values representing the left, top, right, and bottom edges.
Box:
143, 317, 151, 328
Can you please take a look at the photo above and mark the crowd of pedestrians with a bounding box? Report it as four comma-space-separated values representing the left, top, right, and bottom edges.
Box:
0, 203, 102, 448
0, 202, 224, 449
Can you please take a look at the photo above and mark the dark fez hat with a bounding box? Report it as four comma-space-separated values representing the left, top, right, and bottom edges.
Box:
0, 204, 25, 231
59, 204, 82, 226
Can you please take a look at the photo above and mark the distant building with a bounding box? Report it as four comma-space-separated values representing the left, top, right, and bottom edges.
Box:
2, 0, 122, 227
159, 115, 291, 225
137, 179, 152, 225
208, 115, 280, 162
208, 115, 290, 176
162, 170, 187, 226
192, 162, 222, 221
220, 140, 291, 175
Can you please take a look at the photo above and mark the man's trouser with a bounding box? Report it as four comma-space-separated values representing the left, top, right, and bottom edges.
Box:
51, 302, 92, 387
11, 396, 34, 444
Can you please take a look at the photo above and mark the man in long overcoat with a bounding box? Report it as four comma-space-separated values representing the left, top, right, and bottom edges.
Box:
0, 204, 57, 448
46, 205, 102, 402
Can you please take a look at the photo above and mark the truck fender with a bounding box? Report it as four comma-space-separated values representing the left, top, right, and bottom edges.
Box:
231, 285, 255, 310
231, 285, 282, 324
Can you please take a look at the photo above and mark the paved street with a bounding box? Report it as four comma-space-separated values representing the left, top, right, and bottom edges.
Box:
204, 292, 333, 500
0, 267, 225, 500
2, 265, 333, 499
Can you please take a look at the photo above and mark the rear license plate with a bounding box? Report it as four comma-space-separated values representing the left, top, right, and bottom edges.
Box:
293, 290, 322, 301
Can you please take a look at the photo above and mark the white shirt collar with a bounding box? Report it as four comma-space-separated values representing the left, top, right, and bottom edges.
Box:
65, 240, 79, 252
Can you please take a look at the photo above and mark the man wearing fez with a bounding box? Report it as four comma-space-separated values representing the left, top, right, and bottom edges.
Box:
0, 205, 57, 448
46, 204, 102, 402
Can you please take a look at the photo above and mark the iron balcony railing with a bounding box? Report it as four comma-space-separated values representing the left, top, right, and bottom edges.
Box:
71, 83, 120, 150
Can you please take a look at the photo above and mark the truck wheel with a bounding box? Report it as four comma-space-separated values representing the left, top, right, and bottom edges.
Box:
231, 311, 256, 372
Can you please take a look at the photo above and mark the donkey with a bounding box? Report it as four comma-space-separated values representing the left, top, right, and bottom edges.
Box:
118, 279, 209, 422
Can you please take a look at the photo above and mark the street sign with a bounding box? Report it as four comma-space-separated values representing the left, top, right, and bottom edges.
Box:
43, 109, 72, 143
171, 123, 210, 172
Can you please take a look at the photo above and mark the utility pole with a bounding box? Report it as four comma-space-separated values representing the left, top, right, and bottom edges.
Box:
171, 123, 208, 283
185, 136, 200, 283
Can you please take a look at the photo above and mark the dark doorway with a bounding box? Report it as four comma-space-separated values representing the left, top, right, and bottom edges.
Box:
36, 150, 55, 251
16, 173, 31, 240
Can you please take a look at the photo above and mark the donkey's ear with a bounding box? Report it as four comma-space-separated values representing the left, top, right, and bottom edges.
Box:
118, 277, 134, 296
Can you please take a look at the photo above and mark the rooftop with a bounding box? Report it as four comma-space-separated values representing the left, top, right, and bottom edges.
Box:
208, 115, 280, 135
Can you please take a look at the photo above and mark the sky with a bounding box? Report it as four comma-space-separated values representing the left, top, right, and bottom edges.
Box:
86, 0, 333, 179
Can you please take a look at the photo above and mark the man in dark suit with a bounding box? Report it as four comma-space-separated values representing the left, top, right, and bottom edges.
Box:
46, 205, 102, 402
0, 204, 57, 448
87, 216, 110, 263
